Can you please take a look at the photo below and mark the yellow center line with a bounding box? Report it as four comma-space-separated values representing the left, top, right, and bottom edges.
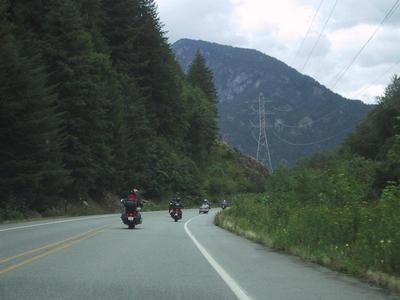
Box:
0, 223, 116, 274
0, 225, 108, 265
0, 226, 111, 275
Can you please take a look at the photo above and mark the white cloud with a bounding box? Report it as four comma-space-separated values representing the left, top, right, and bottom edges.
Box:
155, 0, 400, 104
156, 0, 238, 44
230, 0, 314, 39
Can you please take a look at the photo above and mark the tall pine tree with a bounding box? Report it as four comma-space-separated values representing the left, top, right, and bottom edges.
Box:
42, 0, 116, 200
101, 0, 191, 197
187, 51, 218, 108
0, 0, 66, 212
186, 51, 218, 159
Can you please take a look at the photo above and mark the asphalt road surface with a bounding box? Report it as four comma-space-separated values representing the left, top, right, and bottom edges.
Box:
1, 210, 399, 300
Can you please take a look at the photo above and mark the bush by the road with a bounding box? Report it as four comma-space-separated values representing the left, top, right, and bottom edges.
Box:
216, 183, 400, 292
216, 62, 400, 294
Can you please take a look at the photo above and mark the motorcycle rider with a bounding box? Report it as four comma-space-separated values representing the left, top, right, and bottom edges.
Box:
221, 199, 228, 208
175, 198, 183, 209
169, 196, 183, 216
168, 197, 183, 212
122, 188, 143, 223
168, 197, 176, 213
203, 199, 211, 208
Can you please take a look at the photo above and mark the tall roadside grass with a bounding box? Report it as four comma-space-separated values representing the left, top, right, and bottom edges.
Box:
216, 182, 400, 293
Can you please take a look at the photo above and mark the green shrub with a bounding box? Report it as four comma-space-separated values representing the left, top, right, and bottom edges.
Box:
220, 182, 400, 278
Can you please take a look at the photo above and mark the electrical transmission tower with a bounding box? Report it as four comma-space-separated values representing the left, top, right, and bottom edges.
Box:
256, 93, 273, 172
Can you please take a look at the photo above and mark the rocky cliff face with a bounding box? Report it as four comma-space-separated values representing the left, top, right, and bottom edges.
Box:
173, 39, 372, 168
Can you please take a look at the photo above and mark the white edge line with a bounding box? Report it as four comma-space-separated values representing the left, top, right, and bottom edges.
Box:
184, 216, 253, 300
0, 215, 116, 232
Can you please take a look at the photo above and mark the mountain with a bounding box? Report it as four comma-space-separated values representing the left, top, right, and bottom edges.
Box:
172, 39, 373, 168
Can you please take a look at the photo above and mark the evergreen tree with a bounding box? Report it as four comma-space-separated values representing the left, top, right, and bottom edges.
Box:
76, 0, 108, 54
42, 0, 116, 199
0, 0, 66, 211
102, 0, 186, 138
101, 0, 191, 196
187, 51, 218, 108
345, 76, 400, 192
346, 76, 400, 160
186, 52, 218, 157
0, 0, 260, 214
181, 84, 213, 160
9, 0, 48, 36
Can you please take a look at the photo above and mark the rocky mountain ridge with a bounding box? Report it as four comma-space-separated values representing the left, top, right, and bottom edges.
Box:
173, 39, 372, 168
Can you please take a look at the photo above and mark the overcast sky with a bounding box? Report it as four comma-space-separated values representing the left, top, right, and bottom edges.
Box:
155, 0, 400, 104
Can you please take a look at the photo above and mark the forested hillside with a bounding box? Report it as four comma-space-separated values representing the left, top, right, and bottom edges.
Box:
0, 0, 267, 220
217, 77, 400, 291
173, 39, 372, 168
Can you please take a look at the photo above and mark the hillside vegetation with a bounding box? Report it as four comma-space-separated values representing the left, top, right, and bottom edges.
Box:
0, 0, 267, 220
173, 39, 372, 167
217, 76, 400, 291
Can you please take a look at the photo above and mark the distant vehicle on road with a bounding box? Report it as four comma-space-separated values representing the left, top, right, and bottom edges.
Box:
120, 198, 142, 229
199, 203, 210, 214
221, 199, 228, 210
170, 206, 183, 222
169, 197, 183, 222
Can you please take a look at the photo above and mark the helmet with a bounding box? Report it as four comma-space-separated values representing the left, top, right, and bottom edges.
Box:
133, 189, 138, 193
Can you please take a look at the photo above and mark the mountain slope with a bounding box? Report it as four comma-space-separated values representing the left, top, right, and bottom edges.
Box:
172, 39, 372, 168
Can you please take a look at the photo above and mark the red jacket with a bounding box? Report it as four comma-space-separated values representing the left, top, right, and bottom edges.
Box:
128, 192, 137, 201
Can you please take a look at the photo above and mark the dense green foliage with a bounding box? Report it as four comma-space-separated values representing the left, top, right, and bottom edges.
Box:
0, 0, 267, 219
217, 77, 400, 286
218, 185, 400, 281
202, 140, 268, 199
173, 39, 372, 168
0, 0, 67, 213
345, 76, 400, 193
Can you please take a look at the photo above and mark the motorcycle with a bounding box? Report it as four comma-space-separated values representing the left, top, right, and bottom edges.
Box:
221, 201, 228, 210
121, 199, 142, 229
170, 207, 182, 222
199, 203, 210, 214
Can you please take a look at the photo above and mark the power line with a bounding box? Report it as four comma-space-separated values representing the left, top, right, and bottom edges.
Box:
355, 57, 400, 99
272, 98, 349, 129
271, 105, 292, 112
254, 2, 400, 149
290, 0, 399, 128
266, 2, 400, 146
275, 109, 337, 128
331, 0, 400, 89
295, 0, 400, 127
291, 0, 325, 67
271, 126, 349, 146
258, 2, 400, 148
300, 0, 338, 72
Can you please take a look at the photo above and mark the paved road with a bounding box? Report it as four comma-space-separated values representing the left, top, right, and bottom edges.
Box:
0, 210, 399, 300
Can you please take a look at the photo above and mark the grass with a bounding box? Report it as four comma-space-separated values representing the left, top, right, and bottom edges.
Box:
215, 206, 400, 294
